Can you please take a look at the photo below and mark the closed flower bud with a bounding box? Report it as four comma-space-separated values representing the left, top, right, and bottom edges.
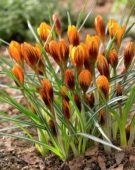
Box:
74, 93, 81, 111
21, 42, 45, 74
40, 79, 53, 109
79, 69, 92, 92
108, 49, 118, 68
37, 22, 52, 42
9, 41, 23, 66
124, 41, 135, 70
97, 54, 110, 79
83, 44, 93, 72
59, 39, 69, 64
64, 69, 75, 90
108, 19, 126, 45
62, 99, 70, 120
12, 64, 24, 85
99, 109, 105, 125
52, 13, 62, 36
49, 40, 61, 65
95, 15, 105, 41
61, 86, 69, 102
116, 82, 122, 96
85, 93, 95, 108
96, 75, 109, 100
48, 119, 57, 137
67, 25, 80, 46
70, 44, 84, 73
45, 43, 50, 53
86, 35, 100, 65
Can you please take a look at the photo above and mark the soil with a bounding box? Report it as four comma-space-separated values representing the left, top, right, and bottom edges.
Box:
1, 136, 135, 170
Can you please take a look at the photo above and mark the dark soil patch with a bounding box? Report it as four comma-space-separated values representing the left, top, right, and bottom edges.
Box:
1, 136, 135, 170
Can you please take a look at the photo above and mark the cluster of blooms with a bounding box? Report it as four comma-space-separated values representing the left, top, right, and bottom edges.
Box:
8, 13, 135, 136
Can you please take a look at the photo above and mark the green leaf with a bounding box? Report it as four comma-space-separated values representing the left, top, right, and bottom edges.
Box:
123, 86, 135, 124
78, 133, 122, 151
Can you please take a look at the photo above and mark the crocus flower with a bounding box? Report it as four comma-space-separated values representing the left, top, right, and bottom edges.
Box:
96, 75, 109, 100
67, 25, 80, 46
95, 15, 105, 41
64, 69, 75, 90
79, 69, 92, 93
37, 22, 52, 42
9, 41, 23, 66
97, 54, 110, 79
12, 64, 24, 85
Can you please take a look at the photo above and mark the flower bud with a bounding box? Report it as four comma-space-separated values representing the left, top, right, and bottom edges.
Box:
62, 99, 70, 120
96, 75, 109, 100
85, 93, 95, 108
108, 49, 118, 69
79, 69, 92, 92
37, 22, 52, 42
60, 86, 69, 102
70, 44, 84, 73
64, 69, 75, 90
124, 41, 135, 70
9, 41, 23, 66
40, 79, 53, 109
52, 13, 62, 36
97, 54, 110, 79
48, 119, 57, 137
74, 93, 81, 111
21, 42, 45, 74
67, 25, 79, 46
86, 35, 100, 65
108, 19, 126, 45
59, 39, 69, 64
49, 40, 61, 65
95, 15, 105, 41
116, 82, 122, 96
12, 64, 24, 85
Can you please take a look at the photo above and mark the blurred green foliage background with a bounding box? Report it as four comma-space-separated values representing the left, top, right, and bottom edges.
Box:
0, 0, 134, 42
0, 0, 71, 42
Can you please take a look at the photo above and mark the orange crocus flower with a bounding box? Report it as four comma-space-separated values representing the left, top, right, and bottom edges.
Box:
108, 19, 126, 46
70, 44, 85, 72
64, 69, 75, 90
96, 75, 109, 100
124, 41, 135, 70
21, 42, 45, 74
49, 40, 61, 65
37, 22, 52, 42
95, 15, 105, 41
78, 69, 92, 93
62, 99, 71, 120
67, 25, 80, 46
85, 93, 95, 108
9, 41, 23, 66
97, 54, 110, 79
40, 79, 54, 109
85, 35, 100, 65
108, 49, 118, 69
52, 13, 62, 37
12, 64, 24, 85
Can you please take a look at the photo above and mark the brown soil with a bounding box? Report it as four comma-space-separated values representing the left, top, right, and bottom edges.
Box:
1, 135, 135, 170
